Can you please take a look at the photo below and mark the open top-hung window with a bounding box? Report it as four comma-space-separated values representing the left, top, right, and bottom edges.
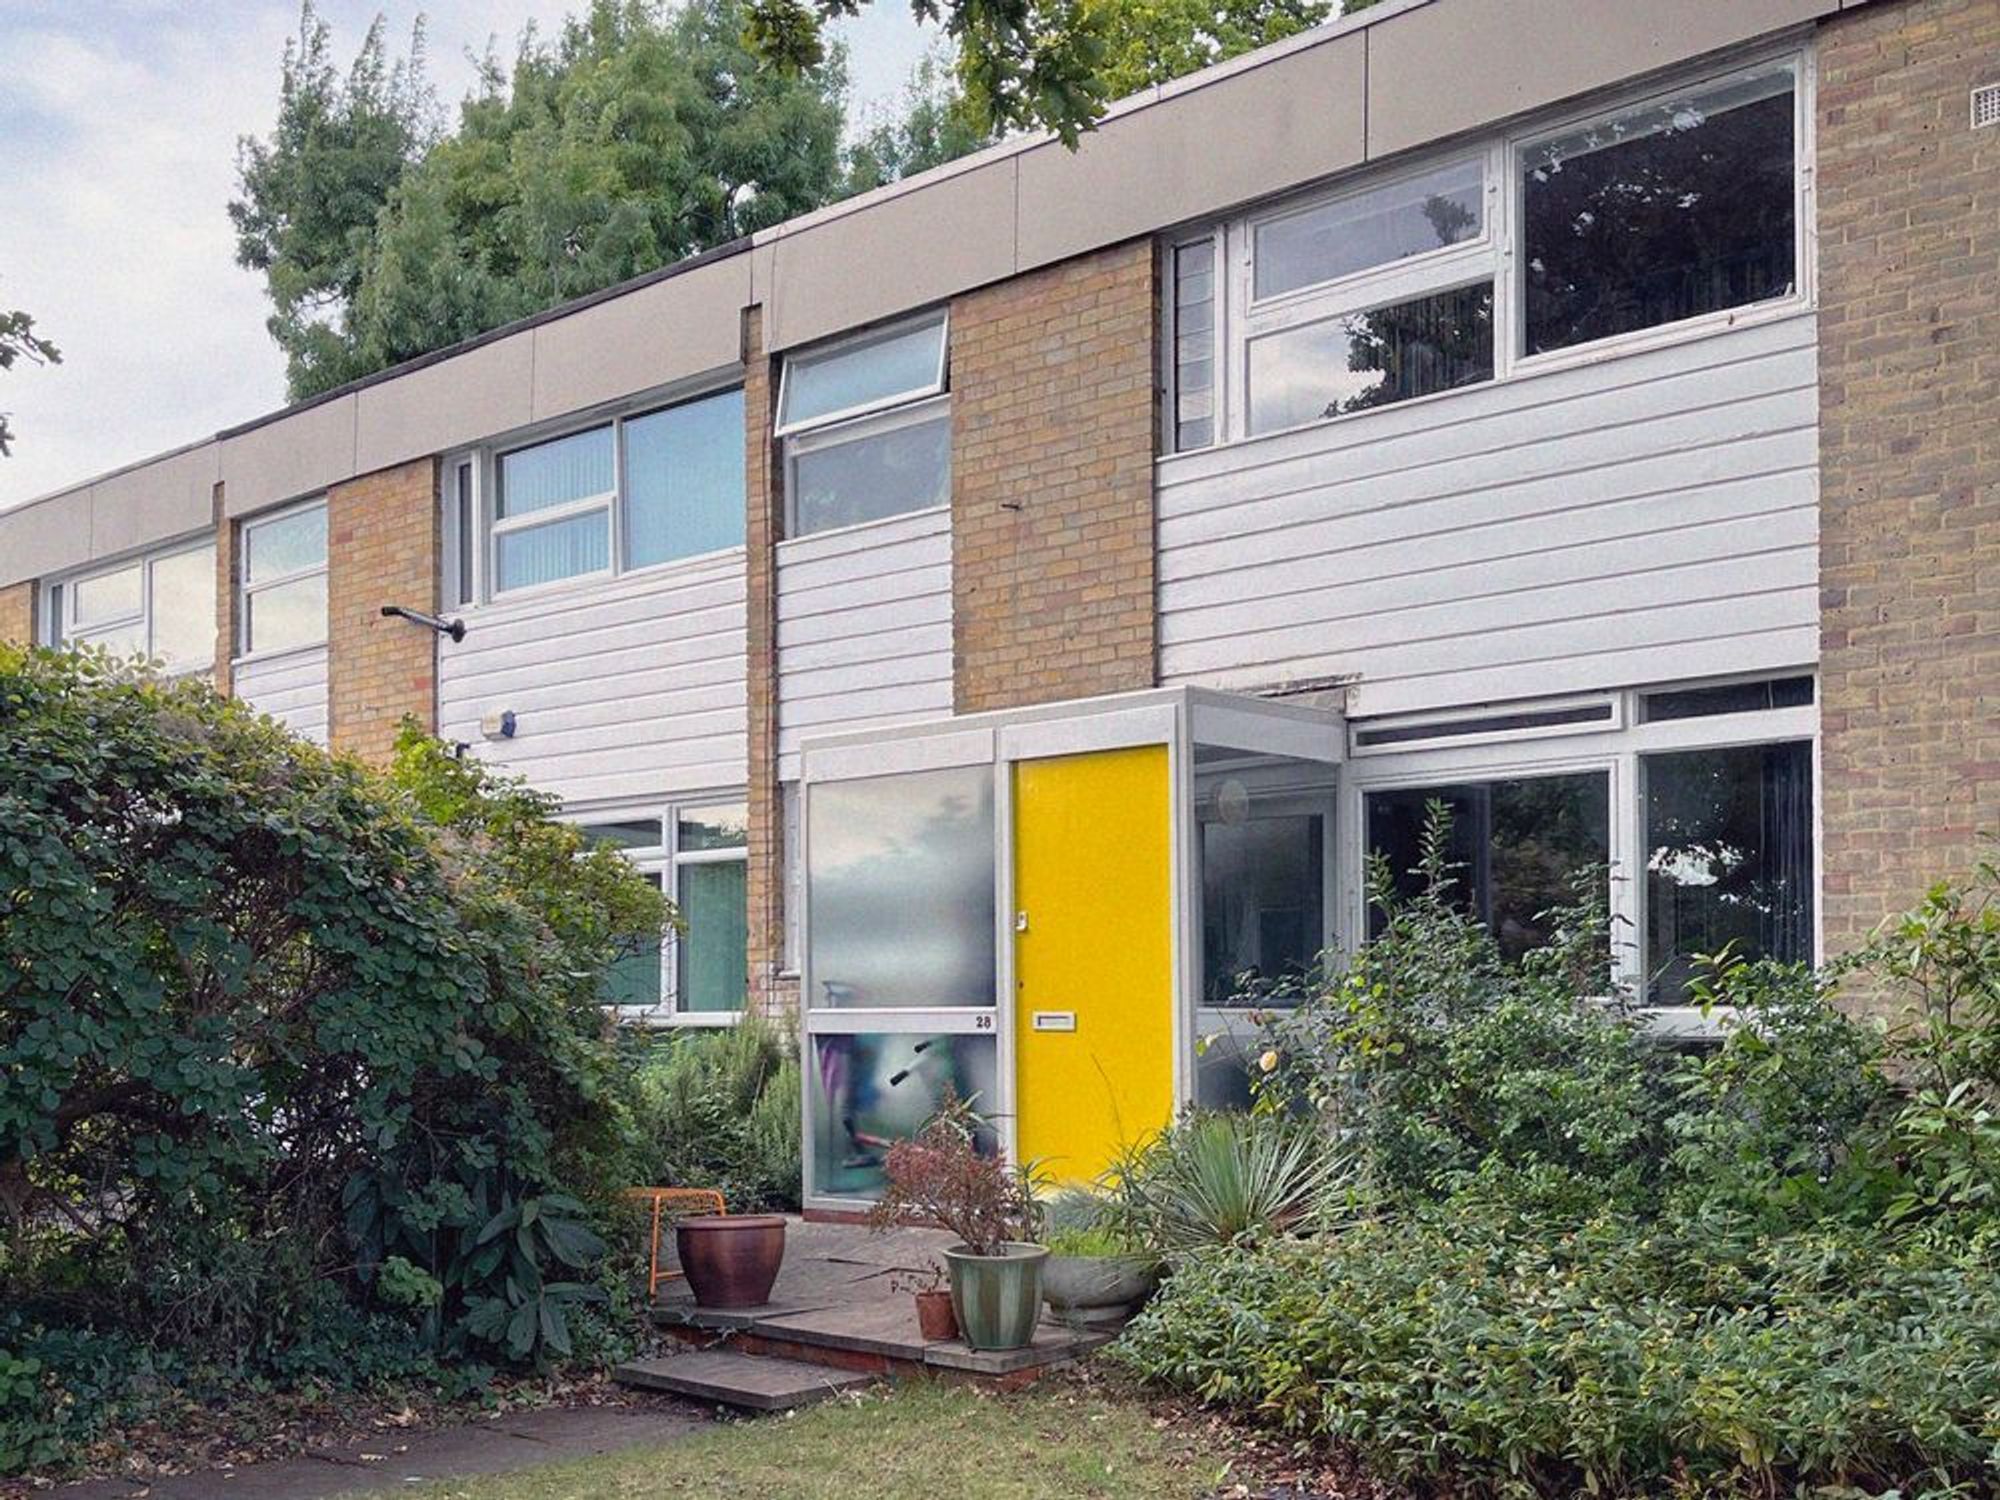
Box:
482, 384, 745, 598
240, 500, 327, 655
50, 539, 215, 675
777, 311, 949, 537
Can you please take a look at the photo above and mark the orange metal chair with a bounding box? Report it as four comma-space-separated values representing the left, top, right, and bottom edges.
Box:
624, 1186, 726, 1300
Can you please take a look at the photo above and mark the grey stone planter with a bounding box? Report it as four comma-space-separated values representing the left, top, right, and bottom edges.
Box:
1040, 1252, 1161, 1327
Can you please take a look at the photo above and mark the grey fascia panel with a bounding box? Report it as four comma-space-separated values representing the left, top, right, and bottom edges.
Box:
763, 156, 1018, 353
220, 394, 359, 518
1365, 0, 1837, 159
0, 488, 92, 586
532, 254, 750, 420
89, 441, 218, 556
1014, 30, 1366, 269
357, 330, 535, 477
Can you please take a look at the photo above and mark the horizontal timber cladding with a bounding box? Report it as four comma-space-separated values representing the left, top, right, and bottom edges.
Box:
234, 646, 331, 746
1156, 314, 1822, 713
437, 550, 750, 808
774, 505, 955, 779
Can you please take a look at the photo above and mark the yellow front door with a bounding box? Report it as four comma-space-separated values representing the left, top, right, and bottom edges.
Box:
1012, 746, 1175, 1183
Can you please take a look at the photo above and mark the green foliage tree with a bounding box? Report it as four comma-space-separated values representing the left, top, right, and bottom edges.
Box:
846, 46, 993, 192
1084, 0, 1331, 99
0, 646, 669, 1370
0, 302, 60, 459
235, 0, 852, 399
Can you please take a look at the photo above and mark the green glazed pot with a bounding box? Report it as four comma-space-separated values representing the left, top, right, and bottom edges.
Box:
943, 1242, 1049, 1351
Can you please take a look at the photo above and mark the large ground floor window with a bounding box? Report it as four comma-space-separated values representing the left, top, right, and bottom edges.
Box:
578, 799, 749, 1024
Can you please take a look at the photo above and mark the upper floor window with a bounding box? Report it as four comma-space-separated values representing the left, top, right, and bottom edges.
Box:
1171, 54, 1806, 451
466, 384, 745, 601
776, 312, 950, 537
240, 500, 327, 656
48, 539, 215, 675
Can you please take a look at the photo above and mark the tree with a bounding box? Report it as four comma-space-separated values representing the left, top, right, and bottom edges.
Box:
235, 0, 852, 400
0, 302, 60, 458
1086, 0, 1331, 100
845, 46, 993, 192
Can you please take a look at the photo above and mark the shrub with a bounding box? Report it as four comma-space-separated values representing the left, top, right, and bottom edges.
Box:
868, 1092, 1040, 1254
0, 647, 671, 1471
623, 1017, 802, 1211
1116, 1111, 1353, 1255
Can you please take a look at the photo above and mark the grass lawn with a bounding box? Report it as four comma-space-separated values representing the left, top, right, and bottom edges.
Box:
378, 1378, 1233, 1500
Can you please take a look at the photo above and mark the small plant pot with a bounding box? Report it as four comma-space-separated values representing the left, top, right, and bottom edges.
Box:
675, 1214, 787, 1309
912, 1287, 960, 1341
943, 1242, 1048, 1351
1041, 1253, 1161, 1327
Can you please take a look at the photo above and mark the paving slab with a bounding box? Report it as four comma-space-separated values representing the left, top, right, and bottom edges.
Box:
46, 1404, 708, 1500
614, 1351, 873, 1412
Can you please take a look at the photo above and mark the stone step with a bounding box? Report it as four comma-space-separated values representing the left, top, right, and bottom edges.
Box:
613, 1349, 875, 1412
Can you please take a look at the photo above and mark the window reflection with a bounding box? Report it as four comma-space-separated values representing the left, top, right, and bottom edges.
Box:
807, 765, 995, 1008
1366, 772, 1609, 960
1200, 812, 1323, 1004
811, 1033, 998, 1198
790, 409, 951, 534
1523, 68, 1796, 354
1254, 158, 1484, 301
1644, 742, 1812, 1002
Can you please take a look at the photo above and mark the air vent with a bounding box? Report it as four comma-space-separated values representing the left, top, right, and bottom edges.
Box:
1974, 82, 2000, 130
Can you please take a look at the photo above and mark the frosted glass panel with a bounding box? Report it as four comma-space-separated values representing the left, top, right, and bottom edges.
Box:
245, 506, 327, 582
497, 426, 613, 518
71, 564, 141, 626
246, 574, 327, 654
780, 315, 944, 428
624, 389, 745, 567
148, 545, 216, 673
811, 1033, 998, 1198
807, 765, 995, 1009
495, 511, 610, 591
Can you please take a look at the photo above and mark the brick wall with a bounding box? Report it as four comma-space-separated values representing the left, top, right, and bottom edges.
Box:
326, 458, 439, 762
1817, 0, 2000, 970
0, 582, 33, 646
950, 241, 1158, 713
743, 307, 798, 1020
213, 484, 238, 695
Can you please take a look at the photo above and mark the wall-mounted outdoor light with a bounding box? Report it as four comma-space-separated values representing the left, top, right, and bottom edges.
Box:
379, 604, 466, 642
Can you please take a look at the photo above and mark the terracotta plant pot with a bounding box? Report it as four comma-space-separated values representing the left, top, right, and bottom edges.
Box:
674, 1214, 786, 1309
913, 1287, 960, 1341
943, 1242, 1048, 1351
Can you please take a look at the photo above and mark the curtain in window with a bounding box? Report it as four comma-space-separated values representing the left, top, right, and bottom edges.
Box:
498, 427, 613, 518
624, 390, 746, 567
679, 860, 748, 1013
495, 512, 610, 591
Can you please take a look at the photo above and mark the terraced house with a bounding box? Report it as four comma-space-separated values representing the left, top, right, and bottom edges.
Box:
3, 0, 1993, 1210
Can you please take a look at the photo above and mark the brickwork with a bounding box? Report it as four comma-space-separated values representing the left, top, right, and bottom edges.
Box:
743, 307, 798, 1021
1816, 0, 2000, 975
213, 484, 238, 696
326, 458, 439, 762
0, 582, 33, 646
950, 241, 1159, 713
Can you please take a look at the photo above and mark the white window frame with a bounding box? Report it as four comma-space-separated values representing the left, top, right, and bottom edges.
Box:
782, 392, 952, 539
236, 497, 328, 661
773, 309, 949, 439
574, 798, 748, 1028
449, 377, 747, 607
1338, 675, 1820, 1032
45, 536, 217, 678
1168, 44, 1815, 454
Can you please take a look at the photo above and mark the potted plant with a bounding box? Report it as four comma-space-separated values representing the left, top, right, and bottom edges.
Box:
893, 1264, 960, 1342
1038, 1179, 1161, 1328
869, 1093, 1047, 1351
674, 1213, 788, 1309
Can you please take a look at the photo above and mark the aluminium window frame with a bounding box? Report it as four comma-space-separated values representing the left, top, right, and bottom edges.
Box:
772, 309, 950, 439
573, 796, 749, 1028
781, 392, 953, 539
1165, 42, 1816, 455
236, 495, 329, 662
1338, 675, 1820, 1032
448, 374, 749, 608
44, 534, 218, 677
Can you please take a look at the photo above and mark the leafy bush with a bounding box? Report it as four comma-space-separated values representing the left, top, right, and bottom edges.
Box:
1120, 810, 2000, 1497
869, 1092, 1041, 1255
623, 1017, 801, 1211
1115, 1111, 1352, 1255
0, 647, 671, 1470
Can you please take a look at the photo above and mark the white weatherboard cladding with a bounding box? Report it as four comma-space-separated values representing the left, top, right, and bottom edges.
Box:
438, 551, 747, 806
775, 506, 953, 778
1157, 315, 1821, 715
234, 646, 329, 746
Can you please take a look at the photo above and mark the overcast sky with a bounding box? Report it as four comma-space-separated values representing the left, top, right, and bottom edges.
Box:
0, 0, 932, 512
